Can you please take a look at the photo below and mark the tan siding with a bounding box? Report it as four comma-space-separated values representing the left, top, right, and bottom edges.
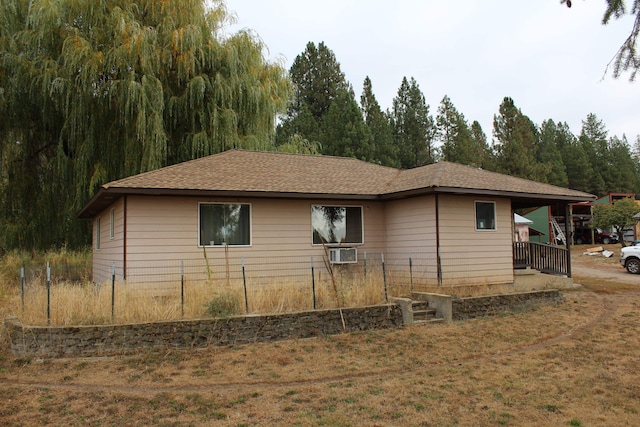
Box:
122, 196, 386, 283
384, 196, 438, 285
438, 195, 513, 285
93, 197, 125, 283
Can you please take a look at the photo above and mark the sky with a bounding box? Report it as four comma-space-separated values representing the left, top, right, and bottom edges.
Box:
223, 0, 640, 144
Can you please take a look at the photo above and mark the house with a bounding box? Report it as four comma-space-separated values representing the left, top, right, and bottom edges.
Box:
78, 150, 595, 288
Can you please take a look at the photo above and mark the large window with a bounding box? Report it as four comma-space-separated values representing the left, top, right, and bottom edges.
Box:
475, 201, 496, 231
199, 203, 251, 246
312, 205, 363, 245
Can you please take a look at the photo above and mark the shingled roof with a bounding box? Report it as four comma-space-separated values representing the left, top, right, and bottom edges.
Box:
78, 150, 595, 218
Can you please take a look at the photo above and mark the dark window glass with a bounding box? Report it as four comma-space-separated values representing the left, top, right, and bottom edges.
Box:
312, 206, 363, 244
200, 204, 250, 246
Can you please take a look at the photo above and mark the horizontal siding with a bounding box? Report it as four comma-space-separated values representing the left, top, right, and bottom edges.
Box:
384, 196, 437, 284
93, 197, 125, 283
438, 195, 513, 285
123, 195, 386, 269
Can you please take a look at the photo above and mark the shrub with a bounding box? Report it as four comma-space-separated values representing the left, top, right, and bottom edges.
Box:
205, 294, 240, 318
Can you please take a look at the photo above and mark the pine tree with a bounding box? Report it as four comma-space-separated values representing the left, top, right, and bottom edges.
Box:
470, 121, 494, 170
391, 77, 435, 168
0, 0, 289, 249
537, 120, 569, 187
436, 95, 476, 166
492, 97, 544, 181
360, 77, 398, 167
579, 113, 609, 195
555, 122, 592, 192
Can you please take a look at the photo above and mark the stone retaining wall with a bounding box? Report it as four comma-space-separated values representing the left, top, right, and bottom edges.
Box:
5, 304, 403, 357
452, 289, 564, 320
4, 290, 564, 357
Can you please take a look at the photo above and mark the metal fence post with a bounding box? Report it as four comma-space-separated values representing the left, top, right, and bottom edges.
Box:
111, 263, 116, 322
181, 260, 185, 318
311, 256, 316, 310
20, 266, 25, 316
381, 253, 388, 302
363, 251, 367, 280
46, 263, 51, 325
409, 251, 413, 293
242, 257, 249, 314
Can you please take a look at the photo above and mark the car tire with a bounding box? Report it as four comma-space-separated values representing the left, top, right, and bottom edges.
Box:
626, 258, 640, 274
602, 237, 611, 245
575, 238, 583, 245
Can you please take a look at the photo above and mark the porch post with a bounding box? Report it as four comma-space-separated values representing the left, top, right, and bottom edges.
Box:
564, 203, 572, 278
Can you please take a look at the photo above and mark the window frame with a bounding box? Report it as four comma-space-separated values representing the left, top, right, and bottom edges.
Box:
198, 202, 252, 247
475, 200, 497, 231
311, 204, 364, 246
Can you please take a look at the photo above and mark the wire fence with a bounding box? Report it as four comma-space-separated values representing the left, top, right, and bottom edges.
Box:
13, 250, 495, 326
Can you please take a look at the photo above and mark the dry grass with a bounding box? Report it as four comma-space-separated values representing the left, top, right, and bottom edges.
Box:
2, 247, 640, 425
1, 287, 639, 426
6, 272, 392, 326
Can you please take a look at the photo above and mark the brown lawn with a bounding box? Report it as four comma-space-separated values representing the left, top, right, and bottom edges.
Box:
0, 245, 639, 426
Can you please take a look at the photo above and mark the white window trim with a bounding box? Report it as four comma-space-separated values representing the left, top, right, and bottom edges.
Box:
475, 200, 497, 231
311, 204, 365, 246
198, 202, 253, 247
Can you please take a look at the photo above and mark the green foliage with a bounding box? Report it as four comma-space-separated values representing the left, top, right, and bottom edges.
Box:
205, 294, 240, 318
391, 77, 435, 168
591, 197, 640, 244
493, 97, 546, 181
0, 0, 289, 250
436, 95, 481, 167
277, 42, 374, 162
361, 76, 398, 167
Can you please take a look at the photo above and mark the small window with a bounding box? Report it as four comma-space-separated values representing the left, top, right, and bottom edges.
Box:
475, 201, 496, 231
109, 208, 115, 239
96, 217, 101, 249
199, 203, 251, 246
312, 205, 363, 245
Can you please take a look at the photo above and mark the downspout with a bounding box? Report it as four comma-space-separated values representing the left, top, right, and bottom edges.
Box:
564, 203, 572, 278
123, 195, 127, 280
435, 194, 442, 285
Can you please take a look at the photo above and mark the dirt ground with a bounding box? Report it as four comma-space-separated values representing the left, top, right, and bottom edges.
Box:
0, 246, 639, 426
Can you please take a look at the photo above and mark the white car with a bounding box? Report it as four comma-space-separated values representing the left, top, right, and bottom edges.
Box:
620, 244, 640, 274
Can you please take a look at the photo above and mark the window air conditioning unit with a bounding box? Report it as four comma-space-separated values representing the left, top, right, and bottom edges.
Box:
329, 247, 357, 264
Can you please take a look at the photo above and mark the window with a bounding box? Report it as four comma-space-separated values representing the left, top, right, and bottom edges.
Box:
475, 201, 496, 230
109, 208, 115, 239
199, 203, 251, 246
96, 217, 101, 249
312, 205, 363, 245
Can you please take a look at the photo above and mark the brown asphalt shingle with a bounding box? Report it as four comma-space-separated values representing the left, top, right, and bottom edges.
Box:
105, 149, 592, 199
79, 150, 594, 217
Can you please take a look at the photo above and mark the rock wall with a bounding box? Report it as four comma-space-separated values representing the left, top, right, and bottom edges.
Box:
5, 304, 403, 357
5, 290, 564, 357
452, 289, 563, 320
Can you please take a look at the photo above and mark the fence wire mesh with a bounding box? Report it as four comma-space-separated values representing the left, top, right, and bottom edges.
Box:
15, 250, 498, 326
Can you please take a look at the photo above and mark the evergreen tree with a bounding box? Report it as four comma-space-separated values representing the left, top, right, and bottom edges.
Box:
276, 42, 372, 161
470, 120, 494, 170
0, 0, 289, 249
319, 86, 373, 160
390, 77, 435, 168
492, 97, 544, 181
556, 122, 592, 192
537, 120, 569, 187
436, 95, 475, 166
607, 135, 640, 193
579, 113, 609, 195
360, 76, 398, 167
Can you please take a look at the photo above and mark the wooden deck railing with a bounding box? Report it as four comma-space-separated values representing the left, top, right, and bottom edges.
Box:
513, 242, 569, 276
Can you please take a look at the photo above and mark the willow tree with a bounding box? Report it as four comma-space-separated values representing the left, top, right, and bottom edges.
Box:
0, 0, 289, 249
